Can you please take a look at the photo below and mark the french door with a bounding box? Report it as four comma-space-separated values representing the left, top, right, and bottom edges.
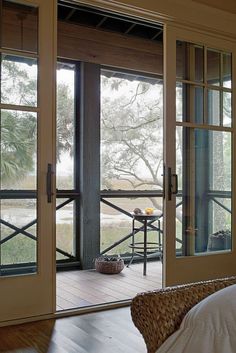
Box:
0, 0, 56, 322
164, 24, 236, 286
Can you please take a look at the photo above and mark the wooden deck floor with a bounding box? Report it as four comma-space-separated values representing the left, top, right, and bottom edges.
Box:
57, 261, 162, 311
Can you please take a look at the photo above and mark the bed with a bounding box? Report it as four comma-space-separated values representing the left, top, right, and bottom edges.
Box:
131, 276, 236, 353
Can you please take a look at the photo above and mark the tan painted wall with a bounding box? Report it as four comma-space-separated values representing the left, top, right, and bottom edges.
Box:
193, 0, 236, 14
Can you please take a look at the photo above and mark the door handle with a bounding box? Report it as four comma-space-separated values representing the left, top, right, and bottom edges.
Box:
167, 167, 178, 200
172, 173, 178, 195
186, 227, 198, 234
47, 163, 54, 203
162, 165, 166, 199
167, 167, 172, 200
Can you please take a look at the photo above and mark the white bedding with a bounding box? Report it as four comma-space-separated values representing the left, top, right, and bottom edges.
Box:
156, 284, 236, 353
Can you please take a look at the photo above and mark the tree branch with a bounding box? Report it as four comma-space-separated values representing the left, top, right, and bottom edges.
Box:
121, 82, 150, 108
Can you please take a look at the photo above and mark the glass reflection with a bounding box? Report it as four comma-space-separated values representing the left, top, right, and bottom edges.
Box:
176, 128, 231, 256
1, 55, 38, 107
223, 91, 232, 127
207, 89, 220, 126
176, 84, 203, 123
223, 53, 232, 88
176, 41, 203, 82
0, 110, 37, 190
0, 199, 37, 267
207, 49, 220, 86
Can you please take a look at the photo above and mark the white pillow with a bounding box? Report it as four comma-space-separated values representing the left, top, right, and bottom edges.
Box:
156, 284, 236, 353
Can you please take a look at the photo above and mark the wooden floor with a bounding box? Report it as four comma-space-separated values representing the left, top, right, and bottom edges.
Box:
57, 261, 162, 310
0, 307, 147, 353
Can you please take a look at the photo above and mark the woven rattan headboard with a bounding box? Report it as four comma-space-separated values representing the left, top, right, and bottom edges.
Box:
131, 277, 236, 353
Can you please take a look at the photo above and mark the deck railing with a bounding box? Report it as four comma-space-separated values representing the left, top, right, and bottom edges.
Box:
0, 189, 231, 273
100, 192, 183, 255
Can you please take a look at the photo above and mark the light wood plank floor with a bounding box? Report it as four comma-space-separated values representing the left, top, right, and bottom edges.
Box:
57, 261, 162, 310
0, 307, 147, 353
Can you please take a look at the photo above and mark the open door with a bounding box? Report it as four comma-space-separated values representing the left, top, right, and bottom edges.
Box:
0, 0, 56, 323
163, 24, 236, 286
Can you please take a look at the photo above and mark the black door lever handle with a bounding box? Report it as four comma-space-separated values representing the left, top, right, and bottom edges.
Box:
167, 167, 178, 200
172, 173, 178, 195
47, 163, 54, 203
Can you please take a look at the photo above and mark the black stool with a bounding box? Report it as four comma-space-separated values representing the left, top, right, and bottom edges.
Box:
127, 214, 162, 276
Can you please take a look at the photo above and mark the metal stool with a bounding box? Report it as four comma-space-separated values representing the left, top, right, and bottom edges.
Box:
127, 214, 162, 275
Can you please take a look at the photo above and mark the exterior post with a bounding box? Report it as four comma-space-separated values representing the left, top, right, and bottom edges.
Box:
79, 62, 100, 269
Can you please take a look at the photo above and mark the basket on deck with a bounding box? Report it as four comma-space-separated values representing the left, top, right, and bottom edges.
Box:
95, 257, 124, 274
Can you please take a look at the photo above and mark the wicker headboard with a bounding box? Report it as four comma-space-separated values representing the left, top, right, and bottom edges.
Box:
131, 277, 236, 353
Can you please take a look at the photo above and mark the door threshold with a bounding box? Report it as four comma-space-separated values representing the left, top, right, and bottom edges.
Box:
0, 299, 132, 327
55, 299, 132, 318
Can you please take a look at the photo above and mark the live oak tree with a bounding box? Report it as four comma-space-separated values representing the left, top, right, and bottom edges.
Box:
101, 74, 164, 214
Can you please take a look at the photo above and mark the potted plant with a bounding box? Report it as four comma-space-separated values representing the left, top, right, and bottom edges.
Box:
95, 255, 124, 274
208, 229, 231, 251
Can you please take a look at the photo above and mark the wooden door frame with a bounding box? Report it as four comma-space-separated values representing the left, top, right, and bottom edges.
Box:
0, 0, 57, 323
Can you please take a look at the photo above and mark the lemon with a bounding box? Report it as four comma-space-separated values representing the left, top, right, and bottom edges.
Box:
145, 207, 154, 215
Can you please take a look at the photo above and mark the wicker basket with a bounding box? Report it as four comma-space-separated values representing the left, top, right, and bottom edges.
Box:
95, 257, 124, 274
131, 276, 236, 353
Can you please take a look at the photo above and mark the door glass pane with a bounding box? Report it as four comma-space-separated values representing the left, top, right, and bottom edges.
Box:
176, 41, 203, 82
1, 0, 38, 53
223, 53, 232, 88
193, 86, 204, 123
223, 91, 232, 127
175, 40, 233, 259
176, 83, 203, 123
1, 54, 38, 107
0, 110, 37, 190
0, 199, 37, 275
195, 46, 204, 82
199, 130, 231, 253
0, 109, 37, 275
176, 40, 186, 80
0, 2, 38, 277
56, 62, 75, 190
176, 128, 232, 256
207, 49, 220, 86
100, 69, 163, 191
176, 127, 183, 255
207, 89, 220, 125
176, 82, 183, 122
